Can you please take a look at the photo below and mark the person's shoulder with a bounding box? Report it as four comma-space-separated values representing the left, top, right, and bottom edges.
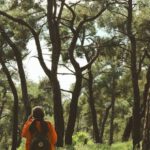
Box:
45, 120, 53, 128
45, 120, 52, 125
24, 118, 33, 126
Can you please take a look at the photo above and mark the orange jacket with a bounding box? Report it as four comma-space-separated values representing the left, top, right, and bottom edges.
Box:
21, 118, 57, 150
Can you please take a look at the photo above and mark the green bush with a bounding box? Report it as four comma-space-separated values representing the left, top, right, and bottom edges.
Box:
56, 141, 132, 150
111, 141, 132, 150
72, 131, 93, 145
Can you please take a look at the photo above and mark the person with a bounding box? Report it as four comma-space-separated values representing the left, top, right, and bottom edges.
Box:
21, 106, 57, 150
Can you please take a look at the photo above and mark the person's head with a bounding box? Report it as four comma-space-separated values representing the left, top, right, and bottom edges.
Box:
32, 106, 44, 120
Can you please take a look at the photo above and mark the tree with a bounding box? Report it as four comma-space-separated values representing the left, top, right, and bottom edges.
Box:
0, 26, 31, 118
0, 49, 19, 150
64, 1, 117, 144
96, 0, 150, 147
0, 0, 65, 145
0, 72, 8, 119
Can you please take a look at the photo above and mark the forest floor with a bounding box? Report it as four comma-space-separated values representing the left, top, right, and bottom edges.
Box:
56, 142, 132, 150
18, 140, 132, 150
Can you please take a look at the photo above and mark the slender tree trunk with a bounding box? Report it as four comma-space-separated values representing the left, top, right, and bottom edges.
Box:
142, 97, 150, 150
51, 75, 64, 147
127, 0, 141, 148
0, 88, 7, 118
65, 29, 99, 144
0, 51, 19, 150
100, 104, 111, 143
122, 116, 132, 141
109, 77, 116, 145
14, 51, 31, 117
11, 93, 19, 150
0, 27, 31, 118
65, 72, 82, 145
141, 66, 150, 117
130, 29, 141, 149
142, 66, 150, 149
46, 0, 65, 146
64, 22, 83, 145
88, 68, 100, 143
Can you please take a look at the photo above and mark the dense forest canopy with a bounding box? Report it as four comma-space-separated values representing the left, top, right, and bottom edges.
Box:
0, 0, 150, 150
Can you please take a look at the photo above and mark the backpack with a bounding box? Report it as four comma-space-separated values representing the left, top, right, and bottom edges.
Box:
29, 120, 50, 150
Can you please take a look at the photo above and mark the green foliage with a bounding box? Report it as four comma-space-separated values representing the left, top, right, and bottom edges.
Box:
57, 142, 132, 150
1, 0, 150, 149
18, 141, 132, 150
72, 131, 93, 145
17, 139, 25, 150
111, 142, 132, 150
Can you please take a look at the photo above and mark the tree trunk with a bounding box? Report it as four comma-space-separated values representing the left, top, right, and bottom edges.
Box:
65, 72, 82, 145
142, 66, 150, 149
0, 27, 31, 118
0, 51, 19, 150
0, 5, 65, 146
51, 75, 64, 147
109, 77, 116, 145
142, 97, 150, 150
15, 51, 31, 117
141, 66, 150, 117
127, 0, 141, 148
47, 0, 65, 146
11, 93, 19, 150
130, 29, 141, 150
122, 116, 132, 141
100, 104, 111, 143
0, 88, 7, 118
88, 68, 100, 143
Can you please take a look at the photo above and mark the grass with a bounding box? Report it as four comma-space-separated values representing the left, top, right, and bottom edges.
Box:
18, 140, 132, 150
55, 141, 132, 150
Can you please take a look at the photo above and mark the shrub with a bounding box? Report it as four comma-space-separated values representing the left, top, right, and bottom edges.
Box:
72, 131, 93, 145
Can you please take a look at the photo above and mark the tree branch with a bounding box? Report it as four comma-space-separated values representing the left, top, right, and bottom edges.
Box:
60, 88, 73, 93
0, 10, 51, 78
138, 50, 146, 75
81, 49, 100, 71
78, 2, 116, 29
57, 0, 66, 23
59, 63, 75, 73
64, 2, 76, 32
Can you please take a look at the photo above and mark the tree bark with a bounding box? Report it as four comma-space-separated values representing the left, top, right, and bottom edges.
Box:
0, 27, 31, 118
14, 50, 31, 117
127, 0, 141, 148
142, 97, 150, 150
47, 0, 65, 146
88, 68, 101, 143
109, 77, 116, 145
100, 104, 111, 143
141, 66, 150, 117
0, 51, 19, 150
0, 87, 7, 119
51, 74, 64, 147
122, 116, 132, 141
65, 71, 82, 144
142, 66, 150, 149
83, 46, 100, 143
